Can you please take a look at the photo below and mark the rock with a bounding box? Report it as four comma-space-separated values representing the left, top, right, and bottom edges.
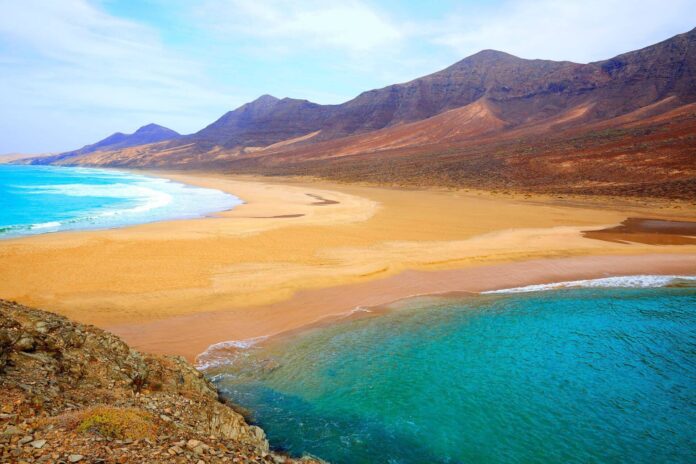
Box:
3, 425, 22, 436
186, 439, 201, 449
0, 299, 315, 464
34, 321, 49, 334
14, 335, 35, 351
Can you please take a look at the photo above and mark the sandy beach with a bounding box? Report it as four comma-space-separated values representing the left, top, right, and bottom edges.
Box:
0, 171, 694, 360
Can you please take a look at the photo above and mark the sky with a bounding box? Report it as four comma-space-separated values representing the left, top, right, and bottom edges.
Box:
0, 0, 694, 153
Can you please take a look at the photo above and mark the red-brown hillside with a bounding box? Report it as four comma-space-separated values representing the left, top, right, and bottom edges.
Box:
27, 28, 696, 199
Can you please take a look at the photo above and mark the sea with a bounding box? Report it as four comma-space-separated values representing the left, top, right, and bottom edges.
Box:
0, 165, 242, 238
202, 276, 696, 464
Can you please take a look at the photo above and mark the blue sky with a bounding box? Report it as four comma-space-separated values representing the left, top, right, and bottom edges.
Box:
1, 0, 694, 153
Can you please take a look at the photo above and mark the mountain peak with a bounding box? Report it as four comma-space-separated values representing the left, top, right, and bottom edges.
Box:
134, 123, 178, 135
34, 123, 181, 163
460, 49, 519, 63
251, 94, 280, 104
231, 94, 282, 113
473, 49, 512, 57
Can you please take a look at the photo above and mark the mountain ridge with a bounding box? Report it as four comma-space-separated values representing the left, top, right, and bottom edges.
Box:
27, 123, 180, 165
25, 27, 696, 199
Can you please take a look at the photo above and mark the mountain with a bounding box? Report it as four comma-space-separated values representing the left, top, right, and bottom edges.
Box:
170, 50, 602, 151
177, 28, 695, 151
191, 95, 331, 149
28, 28, 696, 198
0, 152, 53, 164
27, 123, 180, 165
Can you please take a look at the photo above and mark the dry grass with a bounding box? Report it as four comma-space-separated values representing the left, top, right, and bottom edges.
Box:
58, 406, 158, 440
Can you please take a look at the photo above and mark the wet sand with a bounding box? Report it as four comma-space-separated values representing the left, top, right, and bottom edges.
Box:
0, 171, 694, 360
110, 253, 696, 362
583, 217, 696, 245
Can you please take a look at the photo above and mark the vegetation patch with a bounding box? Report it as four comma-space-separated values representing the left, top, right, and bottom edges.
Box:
66, 406, 158, 440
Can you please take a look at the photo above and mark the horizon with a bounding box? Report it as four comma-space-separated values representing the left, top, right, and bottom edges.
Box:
1, 0, 694, 153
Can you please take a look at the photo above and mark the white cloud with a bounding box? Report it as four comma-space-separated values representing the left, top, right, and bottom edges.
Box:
196, 0, 404, 54
429, 0, 695, 63
0, 0, 231, 152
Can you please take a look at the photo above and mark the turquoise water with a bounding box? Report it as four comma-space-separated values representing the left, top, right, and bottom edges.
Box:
0, 165, 242, 238
206, 281, 696, 463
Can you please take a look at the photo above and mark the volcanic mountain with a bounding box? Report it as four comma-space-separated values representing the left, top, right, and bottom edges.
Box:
27, 28, 696, 198
29, 123, 180, 165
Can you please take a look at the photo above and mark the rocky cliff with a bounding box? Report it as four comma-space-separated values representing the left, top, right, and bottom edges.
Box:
0, 299, 321, 464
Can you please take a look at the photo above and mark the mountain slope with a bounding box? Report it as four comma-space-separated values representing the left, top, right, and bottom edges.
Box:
28, 123, 180, 165
173, 50, 602, 151
175, 28, 695, 151
237, 101, 696, 199
191, 95, 331, 149
29, 28, 696, 198
592, 27, 696, 113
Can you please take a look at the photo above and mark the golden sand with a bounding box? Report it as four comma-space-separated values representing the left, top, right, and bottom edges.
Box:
0, 171, 694, 360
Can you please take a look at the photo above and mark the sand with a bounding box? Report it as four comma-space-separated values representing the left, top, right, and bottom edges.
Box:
0, 171, 694, 360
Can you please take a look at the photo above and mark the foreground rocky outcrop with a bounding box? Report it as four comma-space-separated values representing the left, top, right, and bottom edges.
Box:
0, 299, 321, 464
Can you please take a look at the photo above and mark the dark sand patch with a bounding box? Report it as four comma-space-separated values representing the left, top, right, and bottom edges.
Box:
246, 214, 306, 219
584, 218, 696, 245
307, 193, 339, 206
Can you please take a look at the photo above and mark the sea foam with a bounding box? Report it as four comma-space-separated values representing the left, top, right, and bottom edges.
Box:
0, 165, 242, 238
196, 336, 269, 370
482, 275, 696, 294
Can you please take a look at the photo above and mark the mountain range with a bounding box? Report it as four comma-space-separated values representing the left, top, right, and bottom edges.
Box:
24, 27, 696, 199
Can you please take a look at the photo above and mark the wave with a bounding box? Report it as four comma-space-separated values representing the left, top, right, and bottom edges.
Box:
20, 182, 173, 216
345, 305, 372, 316
196, 336, 269, 370
30, 221, 61, 230
2, 166, 242, 238
196, 277, 696, 371
4, 215, 100, 234
481, 275, 696, 294
197, 306, 375, 371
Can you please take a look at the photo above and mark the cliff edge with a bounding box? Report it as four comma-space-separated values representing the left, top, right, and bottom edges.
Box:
0, 299, 320, 463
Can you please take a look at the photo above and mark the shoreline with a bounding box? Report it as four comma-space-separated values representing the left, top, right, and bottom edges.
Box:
0, 169, 694, 362
0, 165, 244, 240
196, 267, 696, 370
109, 253, 696, 362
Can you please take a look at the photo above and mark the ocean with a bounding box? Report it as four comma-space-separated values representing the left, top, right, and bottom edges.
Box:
0, 165, 242, 238
203, 277, 696, 464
